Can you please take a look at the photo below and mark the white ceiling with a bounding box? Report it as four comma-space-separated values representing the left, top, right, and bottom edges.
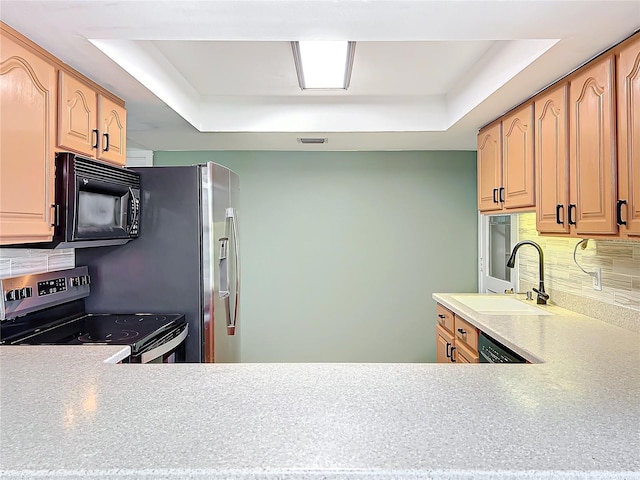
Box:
1, 1, 639, 152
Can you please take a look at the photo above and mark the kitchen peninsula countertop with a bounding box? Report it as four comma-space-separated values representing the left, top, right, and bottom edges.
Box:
1, 294, 639, 479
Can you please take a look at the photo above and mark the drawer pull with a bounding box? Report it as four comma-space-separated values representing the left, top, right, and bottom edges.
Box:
457, 328, 466, 335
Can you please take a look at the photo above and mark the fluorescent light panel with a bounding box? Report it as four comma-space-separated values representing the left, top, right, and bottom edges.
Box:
292, 41, 355, 90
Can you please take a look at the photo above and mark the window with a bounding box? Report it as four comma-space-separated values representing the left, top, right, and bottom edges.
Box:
478, 213, 518, 293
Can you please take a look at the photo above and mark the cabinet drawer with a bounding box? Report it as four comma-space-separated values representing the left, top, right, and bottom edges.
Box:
454, 316, 479, 352
436, 304, 454, 334
455, 341, 479, 364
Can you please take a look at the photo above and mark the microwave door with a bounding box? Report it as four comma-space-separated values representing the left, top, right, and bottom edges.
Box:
73, 179, 130, 241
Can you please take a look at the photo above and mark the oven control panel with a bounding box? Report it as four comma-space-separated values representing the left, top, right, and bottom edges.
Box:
37, 278, 67, 296
0, 267, 90, 321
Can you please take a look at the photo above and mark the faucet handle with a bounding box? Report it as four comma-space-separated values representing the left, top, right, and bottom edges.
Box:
532, 288, 549, 299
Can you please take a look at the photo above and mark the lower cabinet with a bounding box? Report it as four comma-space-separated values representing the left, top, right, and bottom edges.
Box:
435, 303, 479, 364
455, 342, 479, 363
436, 324, 455, 363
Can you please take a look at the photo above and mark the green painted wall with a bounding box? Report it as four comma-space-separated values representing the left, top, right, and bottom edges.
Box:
154, 150, 478, 362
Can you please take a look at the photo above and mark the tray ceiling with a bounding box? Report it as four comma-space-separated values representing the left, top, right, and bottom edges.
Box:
1, 0, 638, 151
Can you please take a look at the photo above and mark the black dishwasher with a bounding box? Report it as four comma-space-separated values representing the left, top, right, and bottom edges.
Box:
478, 332, 527, 363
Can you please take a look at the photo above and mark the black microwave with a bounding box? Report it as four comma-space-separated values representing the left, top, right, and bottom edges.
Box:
42, 153, 141, 249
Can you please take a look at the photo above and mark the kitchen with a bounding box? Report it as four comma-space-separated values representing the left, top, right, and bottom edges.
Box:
1, 1, 639, 478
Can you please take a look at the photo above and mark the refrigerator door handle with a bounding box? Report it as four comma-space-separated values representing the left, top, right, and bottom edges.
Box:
218, 234, 234, 336
218, 237, 230, 299
227, 207, 240, 336
219, 208, 239, 336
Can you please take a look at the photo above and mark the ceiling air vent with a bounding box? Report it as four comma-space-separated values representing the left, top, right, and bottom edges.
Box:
297, 137, 328, 144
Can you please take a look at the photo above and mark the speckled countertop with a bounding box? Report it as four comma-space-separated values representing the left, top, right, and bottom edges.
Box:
1, 294, 639, 480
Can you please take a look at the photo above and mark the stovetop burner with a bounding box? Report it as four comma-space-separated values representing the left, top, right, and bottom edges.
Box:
114, 315, 168, 325
1, 306, 185, 355
78, 329, 141, 343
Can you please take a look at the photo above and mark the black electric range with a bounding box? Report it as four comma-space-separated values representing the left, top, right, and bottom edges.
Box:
1, 267, 188, 363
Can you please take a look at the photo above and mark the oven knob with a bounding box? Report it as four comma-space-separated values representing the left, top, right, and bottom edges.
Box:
20, 287, 33, 299
5, 290, 17, 301
80, 275, 91, 285
69, 277, 79, 287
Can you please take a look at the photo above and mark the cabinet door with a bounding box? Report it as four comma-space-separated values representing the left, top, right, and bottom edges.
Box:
617, 34, 640, 237
436, 325, 454, 364
535, 84, 570, 234
97, 95, 126, 166
477, 122, 502, 212
502, 102, 535, 209
58, 70, 98, 157
569, 55, 617, 235
456, 342, 479, 364
0, 31, 56, 243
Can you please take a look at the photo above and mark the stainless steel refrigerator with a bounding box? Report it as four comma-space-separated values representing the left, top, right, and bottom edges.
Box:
77, 163, 240, 363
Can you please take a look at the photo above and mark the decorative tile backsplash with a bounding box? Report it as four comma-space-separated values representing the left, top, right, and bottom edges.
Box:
0, 248, 75, 279
517, 213, 640, 329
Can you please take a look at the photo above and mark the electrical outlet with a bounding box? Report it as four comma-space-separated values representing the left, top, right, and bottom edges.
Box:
592, 268, 602, 291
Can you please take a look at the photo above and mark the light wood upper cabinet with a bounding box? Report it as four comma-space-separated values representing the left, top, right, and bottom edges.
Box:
58, 72, 126, 167
616, 34, 640, 237
0, 28, 55, 244
58, 70, 98, 156
477, 104, 535, 213
1, 21, 128, 245
477, 122, 502, 212
569, 54, 617, 236
502, 102, 535, 210
97, 95, 127, 166
477, 31, 639, 241
535, 83, 570, 234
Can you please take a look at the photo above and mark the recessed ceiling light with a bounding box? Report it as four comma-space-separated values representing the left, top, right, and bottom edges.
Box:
291, 41, 356, 90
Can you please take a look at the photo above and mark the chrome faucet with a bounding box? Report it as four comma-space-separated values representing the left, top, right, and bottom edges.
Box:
506, 240, 550, 305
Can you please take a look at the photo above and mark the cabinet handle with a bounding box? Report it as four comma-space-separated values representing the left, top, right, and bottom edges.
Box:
457, 328, 466, 336
450, 346, 457, 363
91, 129, 99, 149
446, 342, 451, 358
568, 204, 577, 226
437, 314, 446, 323
103, 133, 110, 152
50, 204, 59, 227
492, 188, 498, 204
617, 200, 627, 226
555, 204, 564, 225
499, 187, 505, 203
